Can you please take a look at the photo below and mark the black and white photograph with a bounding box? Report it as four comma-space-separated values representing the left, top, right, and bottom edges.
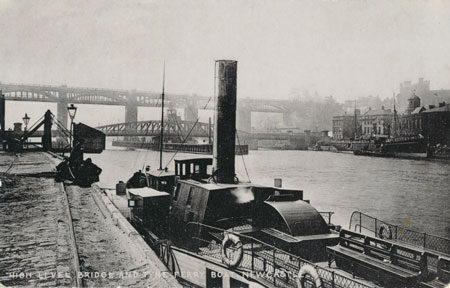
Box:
0, 1, 449, 287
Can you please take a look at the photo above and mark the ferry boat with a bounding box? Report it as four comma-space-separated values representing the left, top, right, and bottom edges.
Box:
118, 61, 450, 288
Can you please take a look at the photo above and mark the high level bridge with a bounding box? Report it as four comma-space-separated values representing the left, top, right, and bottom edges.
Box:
0, 82, 293, 132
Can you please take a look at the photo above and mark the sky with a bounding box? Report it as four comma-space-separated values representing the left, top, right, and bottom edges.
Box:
2, 0, 450, 126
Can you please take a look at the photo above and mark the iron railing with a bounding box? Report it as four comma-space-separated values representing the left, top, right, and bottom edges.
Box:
319, 212, 335, 225
156, 222, 374, 288
349, 211, 450, 257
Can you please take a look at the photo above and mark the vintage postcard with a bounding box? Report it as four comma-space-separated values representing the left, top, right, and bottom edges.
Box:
0, 1, 449, 287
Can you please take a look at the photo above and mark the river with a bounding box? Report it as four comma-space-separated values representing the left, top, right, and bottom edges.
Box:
88, 145, 450, 239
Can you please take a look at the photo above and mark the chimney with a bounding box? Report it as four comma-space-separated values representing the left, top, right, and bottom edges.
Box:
213, 60, 237, 184
13, 123, 22, 132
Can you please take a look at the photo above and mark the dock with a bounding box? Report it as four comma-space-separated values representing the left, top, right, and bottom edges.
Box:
0, 151, 180, 287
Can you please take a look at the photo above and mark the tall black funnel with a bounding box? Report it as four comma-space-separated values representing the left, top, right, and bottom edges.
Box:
213, 60, 237, 184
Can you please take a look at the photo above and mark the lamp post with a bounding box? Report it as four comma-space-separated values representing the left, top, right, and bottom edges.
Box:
22, 113, 30, 131
22, 113, 30, 149
67, 104, 77, 150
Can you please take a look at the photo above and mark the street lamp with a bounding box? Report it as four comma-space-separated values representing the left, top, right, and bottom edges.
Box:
67, 104, 77, 150
22, 113, 30, 131
22, 113, 30, 149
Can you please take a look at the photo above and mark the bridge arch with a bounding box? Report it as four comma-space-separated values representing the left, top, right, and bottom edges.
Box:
68, 93, 127, 105
2, 88, 58, 102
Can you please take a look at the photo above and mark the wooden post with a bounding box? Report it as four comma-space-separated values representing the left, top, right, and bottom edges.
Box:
359, 212, 362, 233
375, 218, 378, 237
42, 110, 52, 151
0, 93, 4, 143
273, 248, 276, 285
251, 241, 254, 271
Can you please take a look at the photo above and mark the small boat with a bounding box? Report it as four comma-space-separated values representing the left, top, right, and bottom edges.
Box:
353, 150, 395, 158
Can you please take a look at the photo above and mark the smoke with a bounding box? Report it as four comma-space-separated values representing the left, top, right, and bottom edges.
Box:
230, 187, 254, 204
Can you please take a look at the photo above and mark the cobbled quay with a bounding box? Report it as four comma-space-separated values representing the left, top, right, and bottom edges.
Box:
0, 151, 179, 287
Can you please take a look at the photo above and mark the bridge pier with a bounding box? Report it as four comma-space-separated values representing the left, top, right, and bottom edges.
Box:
283, 110, 293, 127
125, 105, 138, 123
237, 107, 251, 132
57, 92, 68, 129
124, 92, 138, 140
184, 100, 198, 122
125, 91, 138, 123
56, 87, 70, 147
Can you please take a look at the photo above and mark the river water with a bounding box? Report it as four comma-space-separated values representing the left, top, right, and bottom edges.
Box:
88, 145, 450, 238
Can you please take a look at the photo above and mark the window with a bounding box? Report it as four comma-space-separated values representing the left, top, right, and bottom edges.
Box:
186, 187, 193, 206
173, 183, 180, 201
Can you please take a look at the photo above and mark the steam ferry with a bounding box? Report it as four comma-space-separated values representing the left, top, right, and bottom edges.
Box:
113, 61, 450, 288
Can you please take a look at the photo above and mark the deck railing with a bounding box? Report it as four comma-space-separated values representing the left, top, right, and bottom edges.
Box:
349, 211, 450, 257
319, 211, 335, 225
159, 222, 374, 288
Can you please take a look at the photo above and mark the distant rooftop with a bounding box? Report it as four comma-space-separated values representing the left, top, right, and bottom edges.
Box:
423, 104, 450, 113
363, 108, 392, 116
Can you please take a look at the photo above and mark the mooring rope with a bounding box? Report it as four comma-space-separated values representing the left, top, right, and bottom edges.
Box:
236, 132, 251, 183
157, 94, 213, 176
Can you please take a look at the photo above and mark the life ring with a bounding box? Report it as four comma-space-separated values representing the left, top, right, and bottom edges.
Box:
297, 264, 323, 288
379, 224, 393, 240
221, 233, 243, 269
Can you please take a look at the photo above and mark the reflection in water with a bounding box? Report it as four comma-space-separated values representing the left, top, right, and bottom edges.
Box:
89, 146, 450, 238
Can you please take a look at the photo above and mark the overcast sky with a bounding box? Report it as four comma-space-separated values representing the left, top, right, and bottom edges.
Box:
1, 0, 450, 102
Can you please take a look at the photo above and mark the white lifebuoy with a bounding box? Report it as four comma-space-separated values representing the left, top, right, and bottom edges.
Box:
297, 264, 323, 288
379, 224, 393, 240
221, 233, 243, 269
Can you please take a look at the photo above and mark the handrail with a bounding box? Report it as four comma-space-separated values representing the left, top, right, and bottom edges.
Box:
179, 222, 373, 288
319, 211, 334, 225
349, 211, 450, 256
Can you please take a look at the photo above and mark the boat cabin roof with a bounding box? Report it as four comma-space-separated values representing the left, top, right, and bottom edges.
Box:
146, 169, 175, 178
261, 200, 330, 236
175, 158, 212, 165
128, 187, 170, 198
179, 179, 268, 191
